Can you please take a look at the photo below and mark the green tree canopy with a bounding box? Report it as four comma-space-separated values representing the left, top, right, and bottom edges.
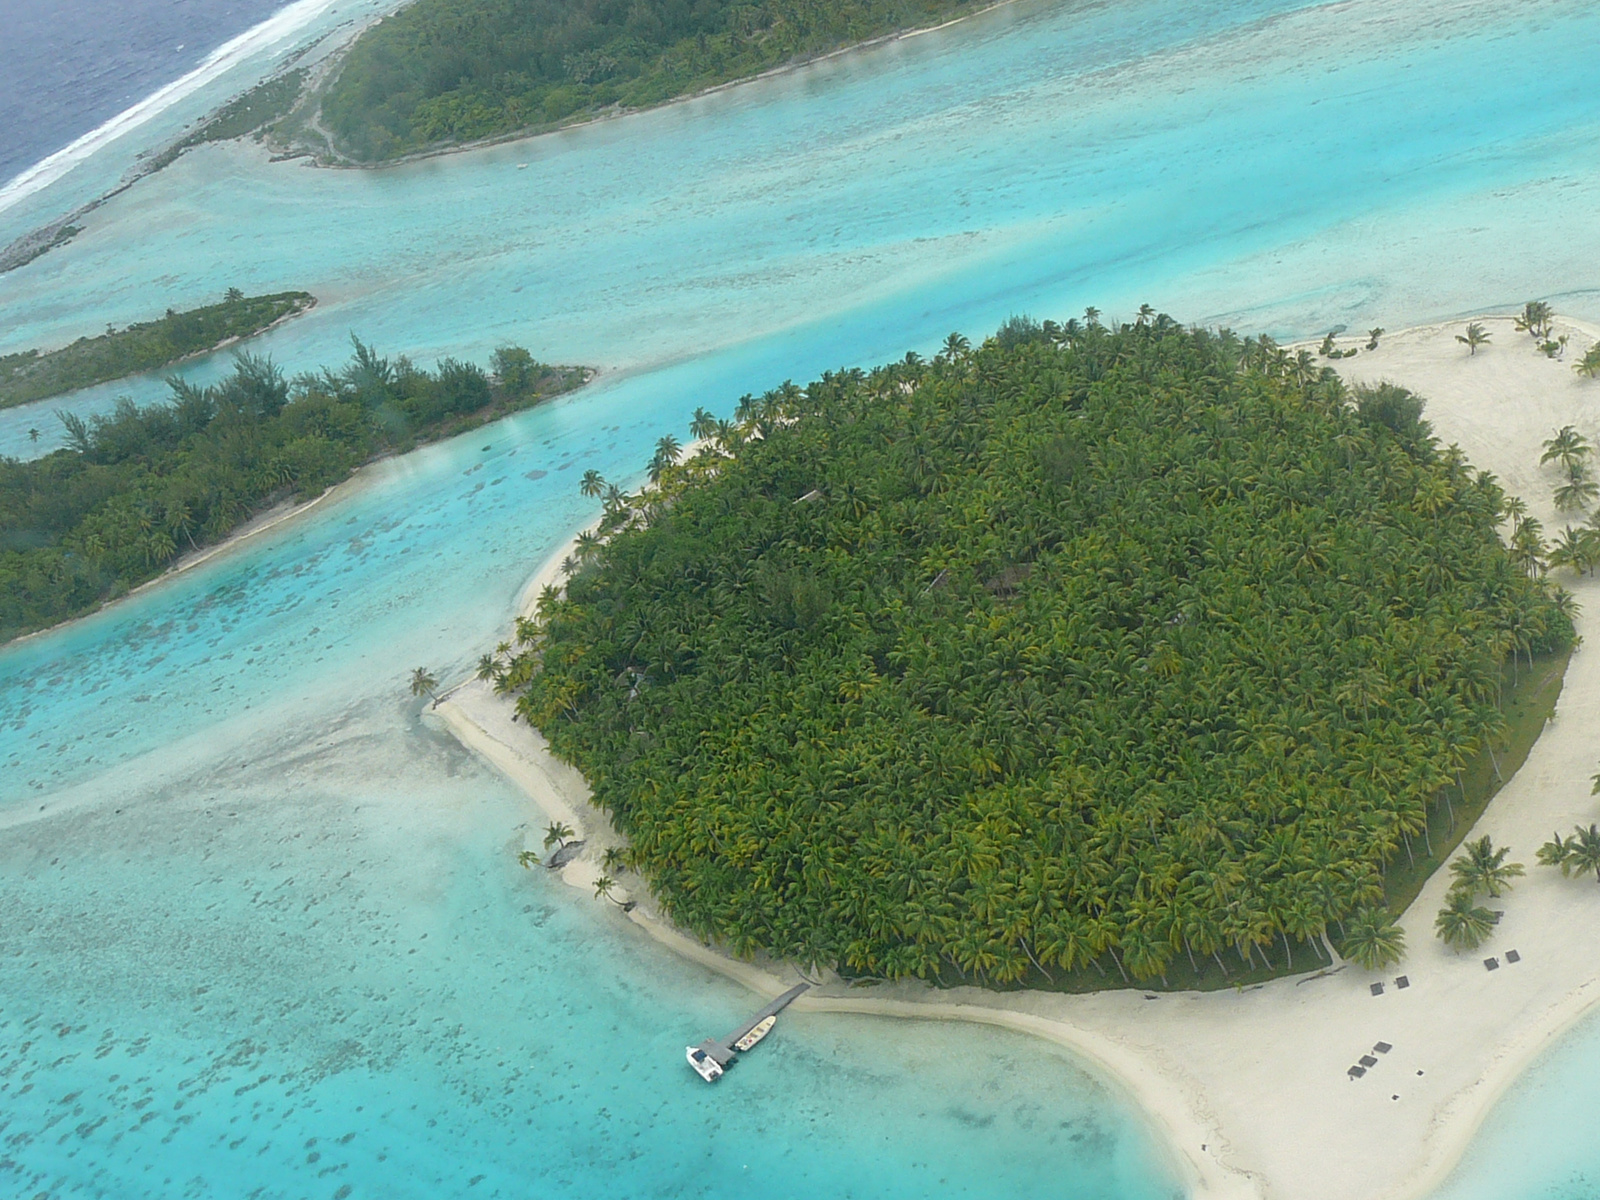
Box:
322, 0, 985, 160
0, 342, 585, 642
510, 316, 1571, 985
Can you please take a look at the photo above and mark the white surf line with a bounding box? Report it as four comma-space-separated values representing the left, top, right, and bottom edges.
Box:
0, 0, 350, 216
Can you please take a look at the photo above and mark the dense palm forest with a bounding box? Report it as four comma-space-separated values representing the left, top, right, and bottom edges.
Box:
0, 291, 314, 409
0, 341, 585, 642
321, 0, 983, 160
505, 315, 1574, 988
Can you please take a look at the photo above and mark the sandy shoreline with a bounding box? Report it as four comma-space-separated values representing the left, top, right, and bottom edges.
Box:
288, 0, 1021, 171
435, 315, 1600, 1200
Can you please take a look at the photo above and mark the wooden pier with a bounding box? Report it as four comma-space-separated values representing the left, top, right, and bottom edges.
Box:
691, 982, 810, 1072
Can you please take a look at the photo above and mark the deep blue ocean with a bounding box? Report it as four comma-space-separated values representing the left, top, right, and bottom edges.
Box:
0, 0, 288, 184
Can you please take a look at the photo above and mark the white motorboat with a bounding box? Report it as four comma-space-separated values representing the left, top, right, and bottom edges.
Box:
686, 1044, 724, 1082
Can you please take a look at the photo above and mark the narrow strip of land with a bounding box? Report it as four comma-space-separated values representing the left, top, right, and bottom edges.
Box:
0, 341, 590, 643
0, 290, 314, 409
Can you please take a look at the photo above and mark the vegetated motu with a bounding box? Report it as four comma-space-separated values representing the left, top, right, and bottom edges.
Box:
321, 0, 985, 160
0, 341, 586, 642
147, 69, 310, 173
504, 314, 1574, 989
0, 290, 315, 410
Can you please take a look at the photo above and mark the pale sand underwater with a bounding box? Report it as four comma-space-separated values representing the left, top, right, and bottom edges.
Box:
437, 315, 1600, 1200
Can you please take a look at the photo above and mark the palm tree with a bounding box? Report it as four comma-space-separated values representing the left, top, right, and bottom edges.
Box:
1514, 300, 1554, 341
580, 469, 606, 498
593, 873, 624, 904
409, 667, 440, 706
1547, 527, 1594, 576
1541, 426, 1592, 474
543, 821, 575, 851
1342, 907, 1406, 970
1576, 342, 1600, 379
1550, 583, 1583, 619
574, 530, 602, 561
1084, 307, 1102, 328
516, 850, 540, 869
28, 427, 39, 443
1366, 327, 1384, 351
1435, 889, 1499, 950
476, 653, 500, 681
655, 434, 681, 463
1536, 831, 1570, 869
1562, 824, 1600, 882
1135, 303, 1156, 327
1456, 322, 1491, 355
1447, 836, 1524, 898
601, 845, 627, 872
941, 332, 971, 362
689, 407, 717, 441
1509, 517, 1547, 578
1554, 472, 1598, 513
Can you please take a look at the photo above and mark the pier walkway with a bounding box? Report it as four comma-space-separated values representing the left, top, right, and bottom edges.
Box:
694, 982, 810, 1069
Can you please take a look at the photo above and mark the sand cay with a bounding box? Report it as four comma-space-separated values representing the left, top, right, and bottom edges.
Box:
436, 315, 1600, 1200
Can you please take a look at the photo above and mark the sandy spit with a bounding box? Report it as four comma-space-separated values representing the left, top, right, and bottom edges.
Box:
435, 318, 1600, 1200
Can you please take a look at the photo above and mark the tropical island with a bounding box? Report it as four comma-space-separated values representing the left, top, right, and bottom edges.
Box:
314, 0, 990, 161
0, 289, 316, 409
423, 308, 1600, 1200
0, 341, 587, 642
494, 313, 1576, 990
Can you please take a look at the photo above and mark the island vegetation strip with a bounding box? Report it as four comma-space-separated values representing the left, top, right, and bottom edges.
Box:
0, 339, 590, 643
0, 289, 316, 410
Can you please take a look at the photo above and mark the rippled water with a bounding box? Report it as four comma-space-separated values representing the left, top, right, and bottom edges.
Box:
0, 0, 291, 185
3, 0, 1600, 1194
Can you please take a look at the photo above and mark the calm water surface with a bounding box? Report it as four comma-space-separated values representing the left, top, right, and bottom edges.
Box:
2, 0, 1600, 1195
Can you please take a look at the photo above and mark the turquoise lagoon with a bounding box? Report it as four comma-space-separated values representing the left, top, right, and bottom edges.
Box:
3, 0, 1600, 1195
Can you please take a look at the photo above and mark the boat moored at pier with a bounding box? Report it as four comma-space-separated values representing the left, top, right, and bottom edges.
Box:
686, 983, 810, 1082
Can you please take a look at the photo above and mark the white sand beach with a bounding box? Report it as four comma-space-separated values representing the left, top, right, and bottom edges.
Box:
435, 315, 1600, 1200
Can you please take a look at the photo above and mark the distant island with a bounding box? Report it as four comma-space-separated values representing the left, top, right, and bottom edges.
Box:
316, 0, 990, 161
3, 0, 998, 270
501, 313, 1573, 991
0, 290, 316, 409
0, 341, 588, 642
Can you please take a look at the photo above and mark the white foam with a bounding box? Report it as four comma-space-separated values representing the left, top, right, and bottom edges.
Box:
0, 0, 350, 217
